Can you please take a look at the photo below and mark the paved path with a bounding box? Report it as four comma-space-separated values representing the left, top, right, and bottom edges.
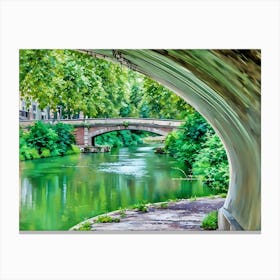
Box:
70, 197, 225, 232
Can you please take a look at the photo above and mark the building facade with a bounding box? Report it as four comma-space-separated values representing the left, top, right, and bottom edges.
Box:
19, 99, 50, 121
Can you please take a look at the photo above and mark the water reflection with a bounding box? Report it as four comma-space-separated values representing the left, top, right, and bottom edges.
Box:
20, 146, 214, 230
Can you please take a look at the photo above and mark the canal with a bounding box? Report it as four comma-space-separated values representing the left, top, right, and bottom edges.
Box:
19, 145, 214, 230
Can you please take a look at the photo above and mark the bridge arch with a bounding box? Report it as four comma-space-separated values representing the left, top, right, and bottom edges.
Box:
90, 126, 169, 137
80, 49, 261, 231
89, 125, 172, 146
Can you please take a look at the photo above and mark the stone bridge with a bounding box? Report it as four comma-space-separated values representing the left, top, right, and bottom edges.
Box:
19, 118, 183, 146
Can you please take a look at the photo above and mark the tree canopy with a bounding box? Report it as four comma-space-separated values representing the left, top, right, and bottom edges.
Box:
20, 49, 191, 119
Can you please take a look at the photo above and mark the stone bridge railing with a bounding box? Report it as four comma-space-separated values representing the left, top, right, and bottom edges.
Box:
19, 117, 183, 128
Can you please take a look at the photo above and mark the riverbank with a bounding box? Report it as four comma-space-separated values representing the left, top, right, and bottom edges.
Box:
70, 196, 225, 232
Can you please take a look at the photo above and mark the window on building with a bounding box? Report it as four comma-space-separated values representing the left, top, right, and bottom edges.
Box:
32, 105, 36, 111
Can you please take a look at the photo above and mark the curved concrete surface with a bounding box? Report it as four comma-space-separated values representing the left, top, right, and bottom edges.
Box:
89, 125, 170, 137
79, 49, 261, 231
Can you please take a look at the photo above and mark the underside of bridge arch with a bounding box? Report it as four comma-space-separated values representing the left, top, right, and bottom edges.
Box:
89, 126, 170, 145
90, 126, 170, 138
80, 49, 261, 231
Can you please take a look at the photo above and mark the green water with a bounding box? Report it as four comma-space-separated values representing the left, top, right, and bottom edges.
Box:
19, 146, 214, 230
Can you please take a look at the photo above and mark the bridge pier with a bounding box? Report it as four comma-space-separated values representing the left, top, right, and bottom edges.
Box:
83, 127, 89, 146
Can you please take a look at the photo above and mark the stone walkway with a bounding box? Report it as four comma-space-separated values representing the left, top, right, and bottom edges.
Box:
70, 197, 225, 232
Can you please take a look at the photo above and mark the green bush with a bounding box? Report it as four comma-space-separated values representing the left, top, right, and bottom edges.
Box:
133, 203, 149, 212
78, 222, 92, 231
26, 121, 58, 154
164, 112, 213, 170
19, 122, 77, 160
20, 145, 40, 160
52, 123, 75, 155
50, 149, 61, 157
71, 144, 81, 154
64, 145, 81, 155
29, 148, 40, 159
164, 112, 229, 194
201, 210, 218, 230
41, 148, 51, 158
119, 209, 127, 218
192, 133, 229, 193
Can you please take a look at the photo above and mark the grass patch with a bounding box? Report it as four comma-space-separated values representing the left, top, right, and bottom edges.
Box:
189, 196, 197, 201
119, 209, 127, 218
159, 202, 169, 209
167, 198, 180, 202
77, 221, 92, 231
201, 210, 218, 230
218, 193, 227, 198
95, 215, 120, 223
132, 203, 149, 212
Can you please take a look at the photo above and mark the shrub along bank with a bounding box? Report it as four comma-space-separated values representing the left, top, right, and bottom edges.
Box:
19, 121, 80, 161
164, 111, 229, 194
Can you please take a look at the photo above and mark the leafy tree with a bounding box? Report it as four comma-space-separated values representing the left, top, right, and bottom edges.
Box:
20, 49, 194, 120
192, 133, 229, 193
165, 111, 213, 170
140, 77, 192, 119
52, 123, 76, 155
164, 112, 229, 193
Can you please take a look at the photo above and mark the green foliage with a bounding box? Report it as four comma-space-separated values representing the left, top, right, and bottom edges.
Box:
29, 148, 40, 159
141, 77, 192, 119
20, 133, 41, 160
95, 130, 144, 147
123, 121, 129, 127
165, 111, 213, 169
40, 148, 51, 158
160, 202, 168, 209
26, 121, 58, 154
64, 145, 80, 155
189, 196, 197, 201
164, 112, 229, 193
19, 122, 77, 160
52, 123, 75, 155
70, 144, 81, 154
119, 209, 127, 218
133, 203, 149, 212
201, 210, 218, 230
20, 49, 194, 120
218, 193, 227, 198
192, 133, 229, 193
78, 222, 92, 231
95, 215, 120, 223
